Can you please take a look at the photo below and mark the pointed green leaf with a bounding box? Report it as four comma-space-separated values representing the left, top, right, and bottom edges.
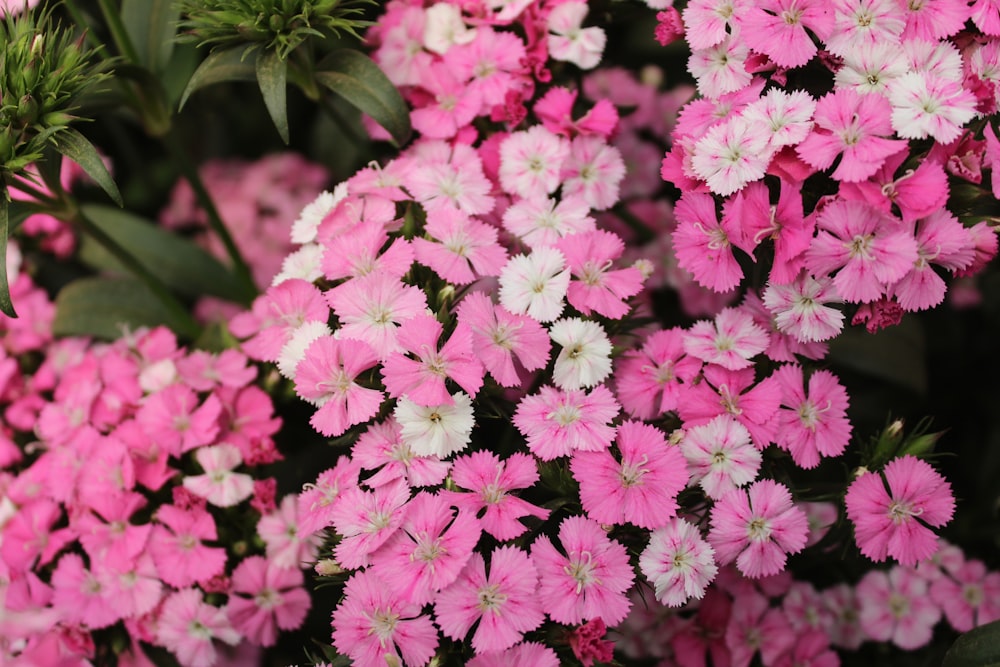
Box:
78, 204, 246, 302
179, 46, 256, 110
51, 128, 123, 207
316, 49, 411, 146
122, 0, 179, 73
0, 196, 16, 318
53, 277, 176, 340
943, 619, 1000, 667
255, 50, 289, 144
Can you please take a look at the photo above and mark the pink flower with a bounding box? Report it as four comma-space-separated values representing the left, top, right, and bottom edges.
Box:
226, 556, 310, 647
531, 515, 634, 625
465, 642, 559, 667
613, 327, 702, 419
855, 566, 941, 649
498, 126, 570, 198
257, 495, 319, 570
725, 590, 796, 667
296, 456, 362, 536
232, 279, 327, 362
888, 72, 977, 144
441, 450, 549, 540
771, 364, 852, 469
294, 335, 384, 437
557, 230, 644, 319
740, 0, 828, 68
845, 455, 955, 566
352, 419, 450, 489
690, 116, 770, 195
547, 2, 606, 70
329, 480, 409, 570
434, 546, 544, 654
136, 385, 221, 456
709, 479, 809, 578
569, 618, 615, 667
321, 220, 413, 282
892, 209, 976, 312
762, 273, 844, 343
148, 505, 227, 588
182, 444, 254, 508
412, 209, 507, 286
370, 492, 481, 605
680, 414, 762, 500
156, 588, 240, 667
331, 570, 438, 667
671, 192, 744, 293
50, 553, 119, 629
639, 518, 718, 607
560, 136, 625, 210
683, 307, 769, 370
571, 420, 688, 529
513, 384, 620, 460
930, 559, 1000, 632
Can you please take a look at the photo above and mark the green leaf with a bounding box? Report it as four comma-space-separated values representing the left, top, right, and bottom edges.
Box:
122, 0, 179, 73
51, 128, 123, 207
255, 49, 289, 144
0, 196, 15, 318
77, 204, 246, 302
179, 46, 256, 110
53, 277, 177, 340
829, 316, 928, 395
316, 49, 411, 146
944, 620, 1000, 667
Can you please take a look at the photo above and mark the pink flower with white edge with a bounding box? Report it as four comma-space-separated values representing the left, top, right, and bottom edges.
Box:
683, 306, 769, 370
434, 546, 544, 654
887, 72, 977, 144
560, 136, 625, 211
394, 391, 475, 459
845, 455, 955, 566
639, 518, 718, 607
549, 317, 612, 390
156, 588, 241, 667
680, 414, 762, 500
687, 35, 753, 100
498, 126, 570, 198
513, 384, 619, 460
498, 246, 571, 323
825, 0, 906, 57
547, 2, 606, 70
682, 0, 749, 50
226, 556, 311, 647
709, 479, 809, 578
182, 444, 254, 508
531, 515, 634, 625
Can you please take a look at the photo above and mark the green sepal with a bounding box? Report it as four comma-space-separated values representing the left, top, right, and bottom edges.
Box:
315, 49, 411, 146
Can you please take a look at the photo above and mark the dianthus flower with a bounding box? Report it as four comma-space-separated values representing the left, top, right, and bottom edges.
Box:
845, 455, 955, 566
513, 384, 619, 459
226, 556, 310, 647
639, 518, 719, 607
855, 566, 942, 650
680, 414, 762, 500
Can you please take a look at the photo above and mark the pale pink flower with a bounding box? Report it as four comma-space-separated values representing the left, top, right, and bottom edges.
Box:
374, 5, 432, 86
442, 450, 549, 540
370, 492, 481, 605
329, 480, 410, 570
498, 246, 571, 323
291, 185, 347, 245
296, 456, 362, 536
824, 582, 864, 649
682, 0, 749, 50
571, 420, 688, 529
680, 414, 762, 500
683, 306, 769, 370
226, 556, 310, 647
825, 0, 906, 57
331, 570, 438, 667
513, 384, 619, 460
762, 273, 844, 343
257, 495, 319, 570
406, 146, 495, 217
326, 270, 428, 360
422, 3, 475, 55
499, 126, 570, 198
411, 208, 508, 285
321, 220, 413, 282
639, 518, 718, 607
547, 2, 606, 70
148, 505, 227, 588
740, 89, 817, 152
726, 590, 796, 667
560, 136, 626, 210
182, 444, 254, 508
394, 391, 475, 458
855, 566, 941, 649
687, 35, 753, 100
834, 42, 909, 94
709, 479, 809, 578
465, 642, 559, 667
455, 292, 551, 388
435, 546, 544, 654
531, 515, 634, 625
502, 194, 596, 249
691, 116, 770, 196
294, 335, 384, 437
276, 320, 331, 380
887, 72, 977, 144
156, 588, 240, 667
739, 0, 828, 68
845, 455, 955, 566
930, 559, 1000, 632
445, 28, 526, 109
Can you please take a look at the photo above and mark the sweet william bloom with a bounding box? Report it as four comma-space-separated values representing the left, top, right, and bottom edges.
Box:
613, 327, 702, 419
726, 589, 796, 667
465, 642, 559, 667
329, 480, 410, 570
549, 318, 612, 390
156, 588, 240, 667
739, 0, 828, 68
680, 414, 762, 500
856, 566, 941, 650
682, 0, 749, 50
571, 420, 688, 529
762, 273, 844, 343
50, 553, 119, 629
296, 456, 362, 536
892, 209, 976, 312
684, 306, 769, 370
513, 384, 619, 459
845, 455, 955, 566
182, 444, 254, 508
441, 450, 549, 541
331, 570, 438, 667
148, 505, 227, 588
411, 207, 507, 285
930, 559, 1000, 632
227, 556, 310, 647
434, 546, 544, 654
498, 246, 571, 323
294, 335, 384, 438
888, 72, 977, 144
709, 479, 809, 578
499, 126, 570, 199
569, 618, 615, 667
690, 116, 769, 196
771, 364, 852, 469
394, 391, 475, 459
639, 518, 719, 607
672, 191, 744, 293
825, 0, 906, 57
257, 495, 319, 570
557, 229, 644, 319
502, 194, 596, 250
560, 136, 626, 210
353, 418, 450, 489
772, 629, 840, 667
547, 2, 606, 70
531, 515, 634, 625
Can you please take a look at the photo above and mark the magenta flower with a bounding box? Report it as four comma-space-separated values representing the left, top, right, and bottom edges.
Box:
136, 384, 221, 456
331, 570, 438, 667
226, 556, 311, 647
441, 450, 549, 541
148, 504, 227, 588
845, 455, 955, 566
435, 546, 544, 654
294, 335, 384, 437
613, 327, 702, 420
531, 515, 634, 625
571, 420, 688, 529
329, 480, 410, 570
709, 479, 809, 578
771, 364, 852, 469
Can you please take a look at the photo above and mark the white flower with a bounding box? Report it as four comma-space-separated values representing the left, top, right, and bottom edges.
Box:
395, 392, 475, 458
499, 246, 570, 323
423, 3, 476, 55
272, 243, 324, 286
547, 2, 606, 70
498, 126, 569, 199
549, 317, 612, 390
277, 320, 331, 380
888, 72, 977, 144
291, 182, 348, 245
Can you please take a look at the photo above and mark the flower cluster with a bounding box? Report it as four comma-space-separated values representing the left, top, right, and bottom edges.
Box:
0, 249, 312, 666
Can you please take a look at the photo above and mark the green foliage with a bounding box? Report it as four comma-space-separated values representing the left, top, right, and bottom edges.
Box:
943, 620, 1000, 667
174, 0, 375, 60
52, 277, 178, 339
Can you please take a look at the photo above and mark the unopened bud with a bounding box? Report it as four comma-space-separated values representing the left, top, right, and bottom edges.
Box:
886, 419, 904, 439
852, 466, 869, 480
315, 559, 343, 576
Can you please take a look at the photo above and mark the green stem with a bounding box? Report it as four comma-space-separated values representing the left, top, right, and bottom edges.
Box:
75, 207, 202, 340
96, 0, 142, 65
161, 129, 257, 304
